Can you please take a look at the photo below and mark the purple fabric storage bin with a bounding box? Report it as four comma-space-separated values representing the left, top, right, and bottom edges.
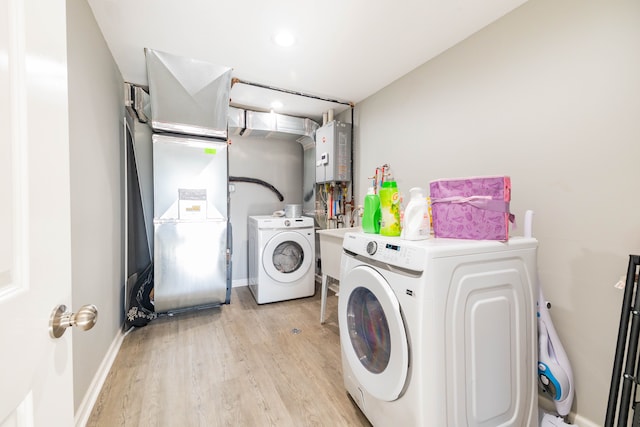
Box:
429, 176, 515, 241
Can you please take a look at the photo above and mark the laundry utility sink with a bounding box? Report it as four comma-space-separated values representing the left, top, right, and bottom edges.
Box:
316, 227, 360, 281
316, 226, 360, 323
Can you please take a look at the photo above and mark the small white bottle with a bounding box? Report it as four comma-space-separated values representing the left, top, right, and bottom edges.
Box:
402, 187, 430, 240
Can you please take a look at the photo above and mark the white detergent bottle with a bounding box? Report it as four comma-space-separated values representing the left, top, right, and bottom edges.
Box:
402, 187, 430, 240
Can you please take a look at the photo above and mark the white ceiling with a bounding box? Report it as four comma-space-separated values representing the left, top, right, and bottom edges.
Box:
88, 0, 528, 123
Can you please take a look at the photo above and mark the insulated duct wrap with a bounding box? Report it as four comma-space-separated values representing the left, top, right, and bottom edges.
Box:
235, 110, 318, 143
145, 48, 232, 139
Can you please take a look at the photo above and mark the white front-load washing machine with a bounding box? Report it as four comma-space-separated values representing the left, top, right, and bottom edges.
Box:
248, 215, 315, 304
339, 231, 539, 426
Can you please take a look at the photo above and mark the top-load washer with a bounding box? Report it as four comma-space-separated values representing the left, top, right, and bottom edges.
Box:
248, 215, 315, 304
339, 231, 539, 426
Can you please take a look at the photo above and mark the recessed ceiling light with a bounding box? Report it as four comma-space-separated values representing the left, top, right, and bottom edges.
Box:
272, 31, 296, 47
270, 100, 284, 110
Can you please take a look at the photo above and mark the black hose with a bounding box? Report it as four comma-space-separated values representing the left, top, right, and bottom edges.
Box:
229, 176, 284, 201
303, 188, 314, 202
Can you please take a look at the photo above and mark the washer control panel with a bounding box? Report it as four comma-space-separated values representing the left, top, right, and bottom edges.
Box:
250, 215, 314, 230
343, 232, 427, 272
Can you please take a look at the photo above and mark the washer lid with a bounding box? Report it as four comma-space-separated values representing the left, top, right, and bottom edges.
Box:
338, 265, 409, 402
262, 230, 313, 283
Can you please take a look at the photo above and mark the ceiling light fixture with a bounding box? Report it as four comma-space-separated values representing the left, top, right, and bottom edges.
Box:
272, 31, 296, 47
270, 100, 284, 110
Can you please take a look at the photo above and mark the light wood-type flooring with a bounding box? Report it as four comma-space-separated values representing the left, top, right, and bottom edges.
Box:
87, 283, 371, 427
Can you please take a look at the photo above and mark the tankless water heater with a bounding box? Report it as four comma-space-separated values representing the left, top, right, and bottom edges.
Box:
315, 120, 351, 183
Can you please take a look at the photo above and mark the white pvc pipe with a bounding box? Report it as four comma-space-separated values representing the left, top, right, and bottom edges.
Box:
524, 210, 534, 238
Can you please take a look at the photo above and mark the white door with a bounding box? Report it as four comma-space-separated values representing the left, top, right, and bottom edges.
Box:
338, 264, 409, 402
263, 231, 313, 283
0, 0, 74, 425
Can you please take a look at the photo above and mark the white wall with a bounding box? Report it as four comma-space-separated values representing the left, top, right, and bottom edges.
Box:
354, 1, 640, 424
228, 135, 304, 283
66, 0, 124, 413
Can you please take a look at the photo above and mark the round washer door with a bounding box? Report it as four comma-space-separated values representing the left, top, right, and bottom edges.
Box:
338, 264, 409, 402
262, 230, 313, 283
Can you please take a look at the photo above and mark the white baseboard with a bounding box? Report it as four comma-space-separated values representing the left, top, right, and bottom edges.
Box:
74, 328, 127, 427
571, 413, 600, 427
232, 278, 248, 288
539, 394, 599, 427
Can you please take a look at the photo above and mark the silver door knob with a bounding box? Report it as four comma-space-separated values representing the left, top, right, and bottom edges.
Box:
49, 304, 98, 338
